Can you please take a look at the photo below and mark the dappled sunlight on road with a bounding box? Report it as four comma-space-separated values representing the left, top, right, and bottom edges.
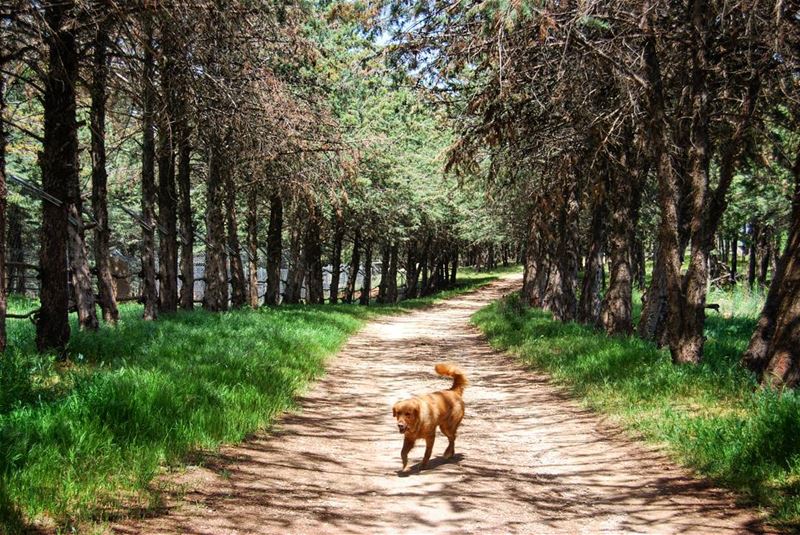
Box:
113, 273, 772, 534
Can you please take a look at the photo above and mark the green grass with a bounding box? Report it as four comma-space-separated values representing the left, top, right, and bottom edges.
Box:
0, 265, 518, 532
472, 288, 800, 529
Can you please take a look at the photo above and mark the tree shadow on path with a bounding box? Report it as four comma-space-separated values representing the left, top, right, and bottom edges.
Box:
112, 275, 777, 535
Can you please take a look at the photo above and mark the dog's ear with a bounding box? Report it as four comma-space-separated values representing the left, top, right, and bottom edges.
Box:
392, 406, 397, 417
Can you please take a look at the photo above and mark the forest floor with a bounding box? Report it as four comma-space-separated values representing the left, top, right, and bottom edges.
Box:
111, 274, 774, 534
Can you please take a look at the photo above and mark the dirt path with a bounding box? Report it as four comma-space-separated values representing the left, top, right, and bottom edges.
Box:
114, 274, 772, 534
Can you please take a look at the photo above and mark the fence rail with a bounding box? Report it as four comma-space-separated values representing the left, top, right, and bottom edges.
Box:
5, 253, 404, 310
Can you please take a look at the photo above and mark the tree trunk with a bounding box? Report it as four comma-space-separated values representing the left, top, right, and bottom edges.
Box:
633, 238, 646, 290
387, 242, 398, 303
522, 250, 539, 306
748, 221, 759, 289
140, 20, 159, 321
157, 95, 178, 314
760, 258, 800, 388
6, 205, 25, 295
89, 25, 119, 324
265, 194, 282, 306
640, 34, 679, 350
545, 189, 579, 322
420, 238, 430, 292
377, 243, 390, 303
359, 241, 372, 305
345, 228, 361, 304
638, 243, 668, 344
541, 254, 560, 312
37, 2, 77, 352
532, 256, 550, 308
0, 72, 6, 351
546, 254, 578, 323
710, 251, 721, 282
561, 194, 580, 321
758, 227, 771, 287
578, 192, 604, 325
600, 214, 635, 335
742, 150, 800, 387
720, 235, 728, 265
203, 145, 228, 311
304, 205, 324, 305
328, 215, 344, 304
730, 231, 738, 285
156, 24, 183, 314
247, 188, 259, 307
643, 24, 716, 364
522, 216, 540, 306
65, 69, 98, 331
661, 0, 714, 364
225, 172, 246, 309
450, 247, 458, 285
67, 170, 98, 331
405, 240, 418, 299
600, 147, 645, 335
425, 257, 441, 296
772, 232, 782, 279
283, 208, 304, 305
176, 98, 193, 310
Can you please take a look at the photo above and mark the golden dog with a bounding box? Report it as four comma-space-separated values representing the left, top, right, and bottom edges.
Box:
392, 363, 467, 472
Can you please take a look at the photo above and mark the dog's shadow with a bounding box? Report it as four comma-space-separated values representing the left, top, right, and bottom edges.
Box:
397, 453, 465, 477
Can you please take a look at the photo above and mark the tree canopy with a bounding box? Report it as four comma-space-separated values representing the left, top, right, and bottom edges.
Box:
1, 0, 799, 387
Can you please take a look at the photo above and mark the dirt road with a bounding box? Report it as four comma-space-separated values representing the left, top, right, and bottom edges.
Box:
114, 274, 771, 534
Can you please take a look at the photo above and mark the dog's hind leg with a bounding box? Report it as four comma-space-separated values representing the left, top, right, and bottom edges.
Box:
421, 434, 435, 470
401, 437, 414, 472
440, 425, 456, 458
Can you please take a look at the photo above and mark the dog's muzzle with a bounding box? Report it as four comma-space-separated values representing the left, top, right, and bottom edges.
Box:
397, 424, 406, 433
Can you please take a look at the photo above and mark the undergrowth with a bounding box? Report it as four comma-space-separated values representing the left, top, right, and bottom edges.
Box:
473, 289, 800, 530
0, 265, 517, 532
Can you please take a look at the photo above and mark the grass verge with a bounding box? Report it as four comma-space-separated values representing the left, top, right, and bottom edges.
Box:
0, 266, 518, 532
472, 290, 800, 529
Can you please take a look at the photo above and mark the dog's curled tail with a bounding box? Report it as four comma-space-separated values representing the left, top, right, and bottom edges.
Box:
435, 363, 468, 396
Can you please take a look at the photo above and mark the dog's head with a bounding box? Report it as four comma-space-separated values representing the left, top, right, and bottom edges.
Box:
392, 399, 419, 434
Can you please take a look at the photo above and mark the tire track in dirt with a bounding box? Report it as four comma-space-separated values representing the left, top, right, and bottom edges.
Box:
113, 274, 773, 534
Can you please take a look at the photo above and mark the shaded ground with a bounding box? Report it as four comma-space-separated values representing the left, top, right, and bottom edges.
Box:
112, 274, 773, 534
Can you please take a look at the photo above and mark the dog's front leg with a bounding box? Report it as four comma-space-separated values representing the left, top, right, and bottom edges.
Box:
401, 437, 414, 472
420, 435, 435, 470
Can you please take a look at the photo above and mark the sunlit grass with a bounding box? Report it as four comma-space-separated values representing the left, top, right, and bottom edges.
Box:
473, 290, 800, 529
0, 265, 517, 532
